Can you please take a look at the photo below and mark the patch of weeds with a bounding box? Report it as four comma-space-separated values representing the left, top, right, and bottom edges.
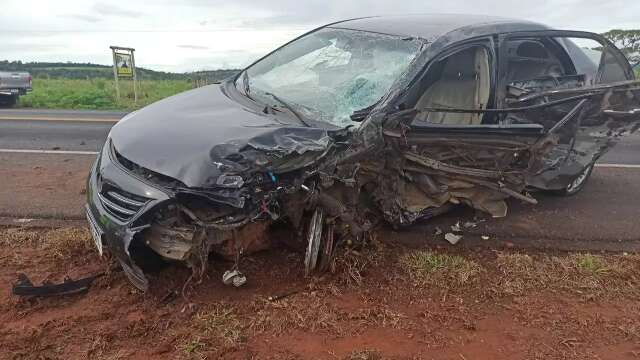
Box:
345, 349, 382, 360
0, 228, 41, 248
41, 228, 92, 260
192, 302, 245, 350
0, 227, 93, 266
495, 253, 537, 296
495, 252, 640, 299
574, 254, 609, 274
348, 305, 407, 329
335, 249, 372, 287
401, 251, 481, 286
0, 227, 91, 258
334, 238, 384, 287
249, 291, 344, 335
182, 338, 205, 356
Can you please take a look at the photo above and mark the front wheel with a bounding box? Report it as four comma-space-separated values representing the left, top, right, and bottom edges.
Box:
304, 207, 335, 276
551, 163, 595, 196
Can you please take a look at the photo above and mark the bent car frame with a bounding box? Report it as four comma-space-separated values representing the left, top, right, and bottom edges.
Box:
86, 14, 640, 290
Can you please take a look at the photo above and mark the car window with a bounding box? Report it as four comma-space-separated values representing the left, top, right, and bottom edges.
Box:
413, 45, 492, 125
239, 28, 423, 127
556, 37, 601, 84
503, 36, 632, 95
600, 49, 630, 83
555, 37, 630, 84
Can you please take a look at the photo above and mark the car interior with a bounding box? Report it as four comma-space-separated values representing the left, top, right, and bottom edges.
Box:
413, 46, 491, 125
409, 38, 587, 129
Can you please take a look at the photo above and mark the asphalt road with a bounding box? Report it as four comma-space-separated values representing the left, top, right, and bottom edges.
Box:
1, 108, 639, 164
0, 109, 120, 153
0, 109, 638, 252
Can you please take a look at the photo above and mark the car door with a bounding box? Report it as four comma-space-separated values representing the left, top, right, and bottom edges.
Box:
376, 32, 639, 223
495, 30, 640, 191
378, 38, 550, 222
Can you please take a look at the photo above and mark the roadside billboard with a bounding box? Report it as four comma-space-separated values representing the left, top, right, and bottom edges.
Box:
115, 52, 133, 78
109, 46, 138, 103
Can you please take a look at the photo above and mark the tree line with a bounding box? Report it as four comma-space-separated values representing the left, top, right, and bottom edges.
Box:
0, 60, 239, 82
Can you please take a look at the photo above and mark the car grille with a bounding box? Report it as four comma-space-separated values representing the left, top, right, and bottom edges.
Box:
98, 183, 150, 222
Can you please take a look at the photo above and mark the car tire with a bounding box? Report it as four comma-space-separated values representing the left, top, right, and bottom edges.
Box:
549, 163, 595, 196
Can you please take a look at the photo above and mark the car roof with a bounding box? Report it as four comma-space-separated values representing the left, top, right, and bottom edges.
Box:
329, 14, 550, 42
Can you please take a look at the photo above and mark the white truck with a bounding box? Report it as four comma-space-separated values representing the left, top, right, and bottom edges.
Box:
0, 71, 32, 107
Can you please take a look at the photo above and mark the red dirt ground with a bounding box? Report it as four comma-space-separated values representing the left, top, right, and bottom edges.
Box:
1, 226, 639, 360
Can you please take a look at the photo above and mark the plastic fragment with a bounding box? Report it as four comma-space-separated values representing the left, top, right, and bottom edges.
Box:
444, 232, 462, 245
222, 270, 247, 287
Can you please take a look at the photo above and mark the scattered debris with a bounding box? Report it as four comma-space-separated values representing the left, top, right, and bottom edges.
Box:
463, 219, 485, 229
222, 270, 247, 288
481, 235, 490, 240
444, 233, 463, 245
434, 227, 443, 236
160, 290, 179, 304
267, 290, 300, 302
451, 222, 462, 233
13, 218, 34, 224
12, 273, 103, 297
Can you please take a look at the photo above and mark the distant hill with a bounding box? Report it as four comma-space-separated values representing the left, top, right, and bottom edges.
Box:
0, 60, 239, 82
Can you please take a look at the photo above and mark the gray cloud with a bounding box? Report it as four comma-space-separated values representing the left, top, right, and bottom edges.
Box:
3, 0, 640, 72
177, 0, 640, 32
177, 44, 210, 50
62, 14, 103, 23
92, 3, 142, 18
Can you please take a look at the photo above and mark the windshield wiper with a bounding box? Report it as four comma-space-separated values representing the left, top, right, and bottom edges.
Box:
264, 92, 310, 127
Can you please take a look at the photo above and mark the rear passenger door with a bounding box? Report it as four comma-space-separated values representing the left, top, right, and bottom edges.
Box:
496, 30, 640, 190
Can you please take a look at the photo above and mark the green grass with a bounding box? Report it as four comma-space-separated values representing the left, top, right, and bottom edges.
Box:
401, 251, 481, 286
575, 253, 609, 274
17, 78, 193, 111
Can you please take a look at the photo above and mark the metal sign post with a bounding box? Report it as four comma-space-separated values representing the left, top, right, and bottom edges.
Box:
110, 46, 138, 105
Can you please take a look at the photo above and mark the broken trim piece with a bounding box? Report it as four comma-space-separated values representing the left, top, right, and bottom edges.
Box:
12, 273, 103, 297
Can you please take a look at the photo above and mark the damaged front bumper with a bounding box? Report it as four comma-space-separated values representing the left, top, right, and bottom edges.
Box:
86, 139, 308, 291
86, 141, 172, 290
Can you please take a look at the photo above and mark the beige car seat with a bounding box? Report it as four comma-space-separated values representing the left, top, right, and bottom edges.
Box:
415, 47, 490, 125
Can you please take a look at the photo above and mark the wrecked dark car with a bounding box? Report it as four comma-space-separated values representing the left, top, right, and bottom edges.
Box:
86, 14, 640, 290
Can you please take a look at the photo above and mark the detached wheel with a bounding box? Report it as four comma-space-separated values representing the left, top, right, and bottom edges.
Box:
552, 163, 595, 196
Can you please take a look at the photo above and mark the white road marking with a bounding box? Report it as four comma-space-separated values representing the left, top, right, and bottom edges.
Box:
0, 148, 98, 155
0, 116, 120, 123
595, 163, 640, 169
1, 149, 640, 170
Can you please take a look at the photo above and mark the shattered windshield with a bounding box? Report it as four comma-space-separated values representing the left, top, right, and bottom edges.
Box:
238, 27, 423, 127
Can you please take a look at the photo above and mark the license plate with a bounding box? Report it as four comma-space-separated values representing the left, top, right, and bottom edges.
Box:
85, 206, 104, 256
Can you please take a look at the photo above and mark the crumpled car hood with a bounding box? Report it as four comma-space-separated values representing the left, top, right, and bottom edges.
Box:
109, 83, 333, 187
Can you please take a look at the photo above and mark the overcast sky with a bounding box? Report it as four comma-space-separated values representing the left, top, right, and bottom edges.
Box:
2, 0, 638, 72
